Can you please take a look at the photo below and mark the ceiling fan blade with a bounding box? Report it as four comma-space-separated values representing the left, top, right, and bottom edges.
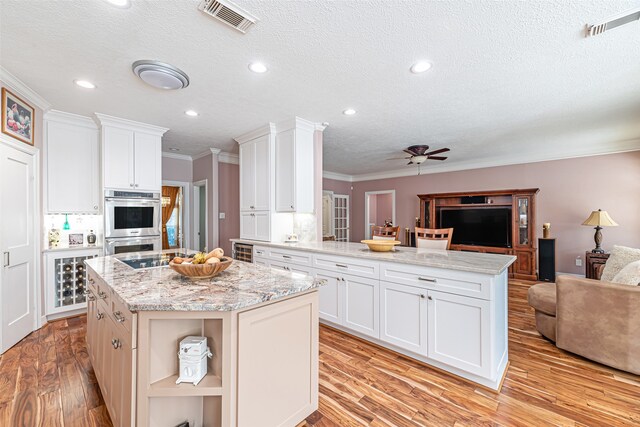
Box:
386, 157, 411, 160
407, 161, 414, 165
424, 148, 450, 156
428, 156, 448, 161
403, 149, 417, 156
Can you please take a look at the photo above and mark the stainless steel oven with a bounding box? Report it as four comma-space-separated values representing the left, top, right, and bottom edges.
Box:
105, 190, 161, 239
105, 236, 162, 255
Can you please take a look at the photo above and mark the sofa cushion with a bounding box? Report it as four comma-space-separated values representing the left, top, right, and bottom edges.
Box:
601, 245, 640, 282
612, 260, 640, 286
527, 282, 557, 316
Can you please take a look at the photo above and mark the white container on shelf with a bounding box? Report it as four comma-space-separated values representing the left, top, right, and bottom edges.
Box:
176, 336, 213, 386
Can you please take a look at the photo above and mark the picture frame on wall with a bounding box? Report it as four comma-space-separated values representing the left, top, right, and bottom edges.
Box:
2, 87, 35, 146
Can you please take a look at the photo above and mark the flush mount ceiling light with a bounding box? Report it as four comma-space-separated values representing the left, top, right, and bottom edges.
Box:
185, 110, 199, 117
169, 147, 180, 152
104, 0, 131, 8
74, 79, 96, 89
410, 61, 432, 74
248, 62, 268, 73
343, 108, 356, 116
132, 60, 190, 90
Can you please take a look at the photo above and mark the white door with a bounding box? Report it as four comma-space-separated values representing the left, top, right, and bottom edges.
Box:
380, 281, 427, 355
343, 273, 379, 339
240, 212, 256, 240
253, 135, 270, 211
334, 195, 349, 242
316, 271, 341, 324
134, 132, 161, 191
0, 144, 37, 353
427, 290, 491, 377
275, 129, 295, 212
103, 127, 135, 190
254, 211, 270, 242
239, 142, 255, 211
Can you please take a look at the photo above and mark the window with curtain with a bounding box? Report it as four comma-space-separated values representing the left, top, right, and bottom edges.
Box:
162, 186, 182, 249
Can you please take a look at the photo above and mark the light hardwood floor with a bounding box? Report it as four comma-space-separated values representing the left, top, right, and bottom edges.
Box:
1, 280, 639, 426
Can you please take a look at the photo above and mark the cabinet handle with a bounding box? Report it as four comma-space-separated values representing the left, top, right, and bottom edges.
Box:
83, 289, 91, 296
129, 183, 134, 187
336, 263, 348, 268
113, 311, 126, 323
98, 291, 107, 299
290, 205, 294, 209
420, 294, 426, 299
96, 312, 104, 320
428, 295, 433, 300
94, 205, 98, 210
87, 295, 96, 302
250, 205, 254, 209
89, 277, 95, 284
111, 338, 121, 349
418, 277, 437, 283
282, 255, 291, 259
135, 184, 139, 188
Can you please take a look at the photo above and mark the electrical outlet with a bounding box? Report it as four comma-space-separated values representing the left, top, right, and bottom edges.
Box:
575, 256, 583, 267
219, 212, 225, 219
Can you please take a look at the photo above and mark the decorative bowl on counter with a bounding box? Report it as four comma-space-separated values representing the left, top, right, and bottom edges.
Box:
360, 240, 401, 252
169, 257, 233, 279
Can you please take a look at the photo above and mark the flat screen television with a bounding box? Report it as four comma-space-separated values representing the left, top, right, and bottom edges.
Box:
439, 207, 512, 248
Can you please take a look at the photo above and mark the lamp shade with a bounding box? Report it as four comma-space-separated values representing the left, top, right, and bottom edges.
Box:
582, 209, 619, 227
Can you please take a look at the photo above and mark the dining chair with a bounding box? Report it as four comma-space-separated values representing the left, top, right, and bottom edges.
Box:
371, 225, 400, 241
415, 227, 453, 250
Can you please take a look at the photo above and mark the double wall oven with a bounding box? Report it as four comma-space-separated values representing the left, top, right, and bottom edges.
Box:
104, 190, 161, 255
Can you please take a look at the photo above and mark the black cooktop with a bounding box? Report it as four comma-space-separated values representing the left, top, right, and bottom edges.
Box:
120, 252, 188, 269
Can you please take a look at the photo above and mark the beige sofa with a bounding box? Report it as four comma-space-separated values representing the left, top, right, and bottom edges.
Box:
528, 273, 640, 375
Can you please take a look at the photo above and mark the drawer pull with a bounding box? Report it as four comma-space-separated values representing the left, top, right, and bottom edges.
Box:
282, 255, 292, 259
83, 289, 91, 296
113, 311, 126, 323
428, 295, 433, 300
87, 295, 96, 302
256, 251, 264, 255
111, 338, 121, 349
96, 312, 104, 320
420, 294, 426, 299
98, 291, 107, 299
89, 277, 95, 284
336, 263, 348, 268
418, 277, 437, 283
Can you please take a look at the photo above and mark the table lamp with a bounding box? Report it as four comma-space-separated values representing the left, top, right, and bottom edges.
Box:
582, 209, 618, 253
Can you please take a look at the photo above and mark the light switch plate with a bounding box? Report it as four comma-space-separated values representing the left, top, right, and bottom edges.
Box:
575, 257, 583, 267
219, 212, 225, 219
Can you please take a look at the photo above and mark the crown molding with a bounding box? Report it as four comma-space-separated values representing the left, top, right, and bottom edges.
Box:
94, 113, 169, 136
209, 147, 222, 155
323, 170, 353, 182
219, 151, 239, 164
162, 151, 193, 161
44, 110, 97, 129
0, 66, 52, 111
315, 123, 328, 132
275, 116, 316, 133
234, 123, 276, 145
191, 150, 212, 160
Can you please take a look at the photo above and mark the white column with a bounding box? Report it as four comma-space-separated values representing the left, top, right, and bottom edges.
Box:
314, 125, 326, 242
210, 148, 221, 249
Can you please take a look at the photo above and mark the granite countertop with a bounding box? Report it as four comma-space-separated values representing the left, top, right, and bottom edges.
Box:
85, 250, 325, 312
231, 239, 517, 275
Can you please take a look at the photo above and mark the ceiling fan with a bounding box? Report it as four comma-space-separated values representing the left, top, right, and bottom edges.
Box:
387, 145, 450, 174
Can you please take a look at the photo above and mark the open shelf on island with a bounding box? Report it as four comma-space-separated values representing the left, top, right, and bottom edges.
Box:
148, 373, 222, 397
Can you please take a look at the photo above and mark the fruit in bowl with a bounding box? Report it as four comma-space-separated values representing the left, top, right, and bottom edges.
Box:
169, 248, 232, 279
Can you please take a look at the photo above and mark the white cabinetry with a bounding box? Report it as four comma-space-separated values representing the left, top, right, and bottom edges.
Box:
380, 281, 427, 355
239, 134, 270, 212
315, 271, 341, 324
44, 111, 100, 214
240, 211, 270, 242
96, 113, 168, 193
274, 119, 315, 213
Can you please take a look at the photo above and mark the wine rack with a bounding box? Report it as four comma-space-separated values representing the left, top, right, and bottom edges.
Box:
45, 248, 101, 316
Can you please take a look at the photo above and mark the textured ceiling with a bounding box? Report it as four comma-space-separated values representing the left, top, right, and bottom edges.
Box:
1, 0, 640, 175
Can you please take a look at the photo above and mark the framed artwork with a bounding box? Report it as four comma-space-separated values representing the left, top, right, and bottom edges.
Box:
2, 87, 35, 145
69, 233, 84, 245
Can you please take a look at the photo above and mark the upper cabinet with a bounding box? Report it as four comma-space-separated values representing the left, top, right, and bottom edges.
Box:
275, 118, 315, 213
96, 113, 168, 193
44, 111, 100, 214
239, 131, 271, 212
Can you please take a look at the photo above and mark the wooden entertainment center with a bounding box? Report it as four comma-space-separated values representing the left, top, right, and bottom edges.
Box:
418, 188, 539, 280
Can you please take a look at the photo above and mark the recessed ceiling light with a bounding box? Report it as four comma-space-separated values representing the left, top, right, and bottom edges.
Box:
343, 109, 356, 116
132, 60, 190, 90
169, 147, 180, 152
74, 80, 96, 89
104, 0, 131, 8
185, 110, 199, 117
410, 61, 432, 74
248, 62, 268, 73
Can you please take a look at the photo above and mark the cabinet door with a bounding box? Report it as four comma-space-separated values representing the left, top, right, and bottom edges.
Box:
427, 290, 491, 377
275, 129, 295, 212
343, 274, 379, 339
254, 211, 270, 242
111, 332, 133, 427
133, 132, 162, 192
86, 291, 96, 362
315, 271, 341, 324
103, 127, 135, 190
253, 135, 271, 211
239, 142, 255, 211
380, 281, 427, 355
240, 212, 256, 240
46, 121, 100, 213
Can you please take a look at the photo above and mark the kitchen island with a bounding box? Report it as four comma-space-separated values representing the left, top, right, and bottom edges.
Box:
85, 250, 325, 427
232, 239, 517, 390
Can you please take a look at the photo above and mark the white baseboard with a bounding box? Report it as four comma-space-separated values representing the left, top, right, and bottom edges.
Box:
46, 308, 86, 322
556, 271, 586, 278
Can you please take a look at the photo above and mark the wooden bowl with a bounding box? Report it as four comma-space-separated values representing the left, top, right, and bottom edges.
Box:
360, 240, 401, 252
169, 257, 233, 279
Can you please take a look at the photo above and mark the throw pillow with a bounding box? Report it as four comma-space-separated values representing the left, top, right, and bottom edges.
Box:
601, 245, 640, 282
611, 260, 640, 286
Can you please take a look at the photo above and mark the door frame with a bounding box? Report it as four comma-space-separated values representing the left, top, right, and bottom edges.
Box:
364, 190, 396, 239
162, 180, 191, 250
322, 190, 335, 237
0, 134, 43, 342
192, 179, 208, 251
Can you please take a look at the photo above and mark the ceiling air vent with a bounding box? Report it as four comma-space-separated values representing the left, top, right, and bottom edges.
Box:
587, 8, 640, 37
198, 0, 258, 34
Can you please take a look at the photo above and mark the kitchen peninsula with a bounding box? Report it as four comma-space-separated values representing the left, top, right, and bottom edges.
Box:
233, 239, 516, 390
85, 251, 324, 427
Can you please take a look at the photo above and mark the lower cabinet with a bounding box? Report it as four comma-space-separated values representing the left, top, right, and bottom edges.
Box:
380, 281, 427, 355
427, 290, 491, 378
316, 272, 341, 324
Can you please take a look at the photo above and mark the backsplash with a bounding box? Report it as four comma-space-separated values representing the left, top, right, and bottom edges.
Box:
44, 214, 103, 248
293, 213, 317, 243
